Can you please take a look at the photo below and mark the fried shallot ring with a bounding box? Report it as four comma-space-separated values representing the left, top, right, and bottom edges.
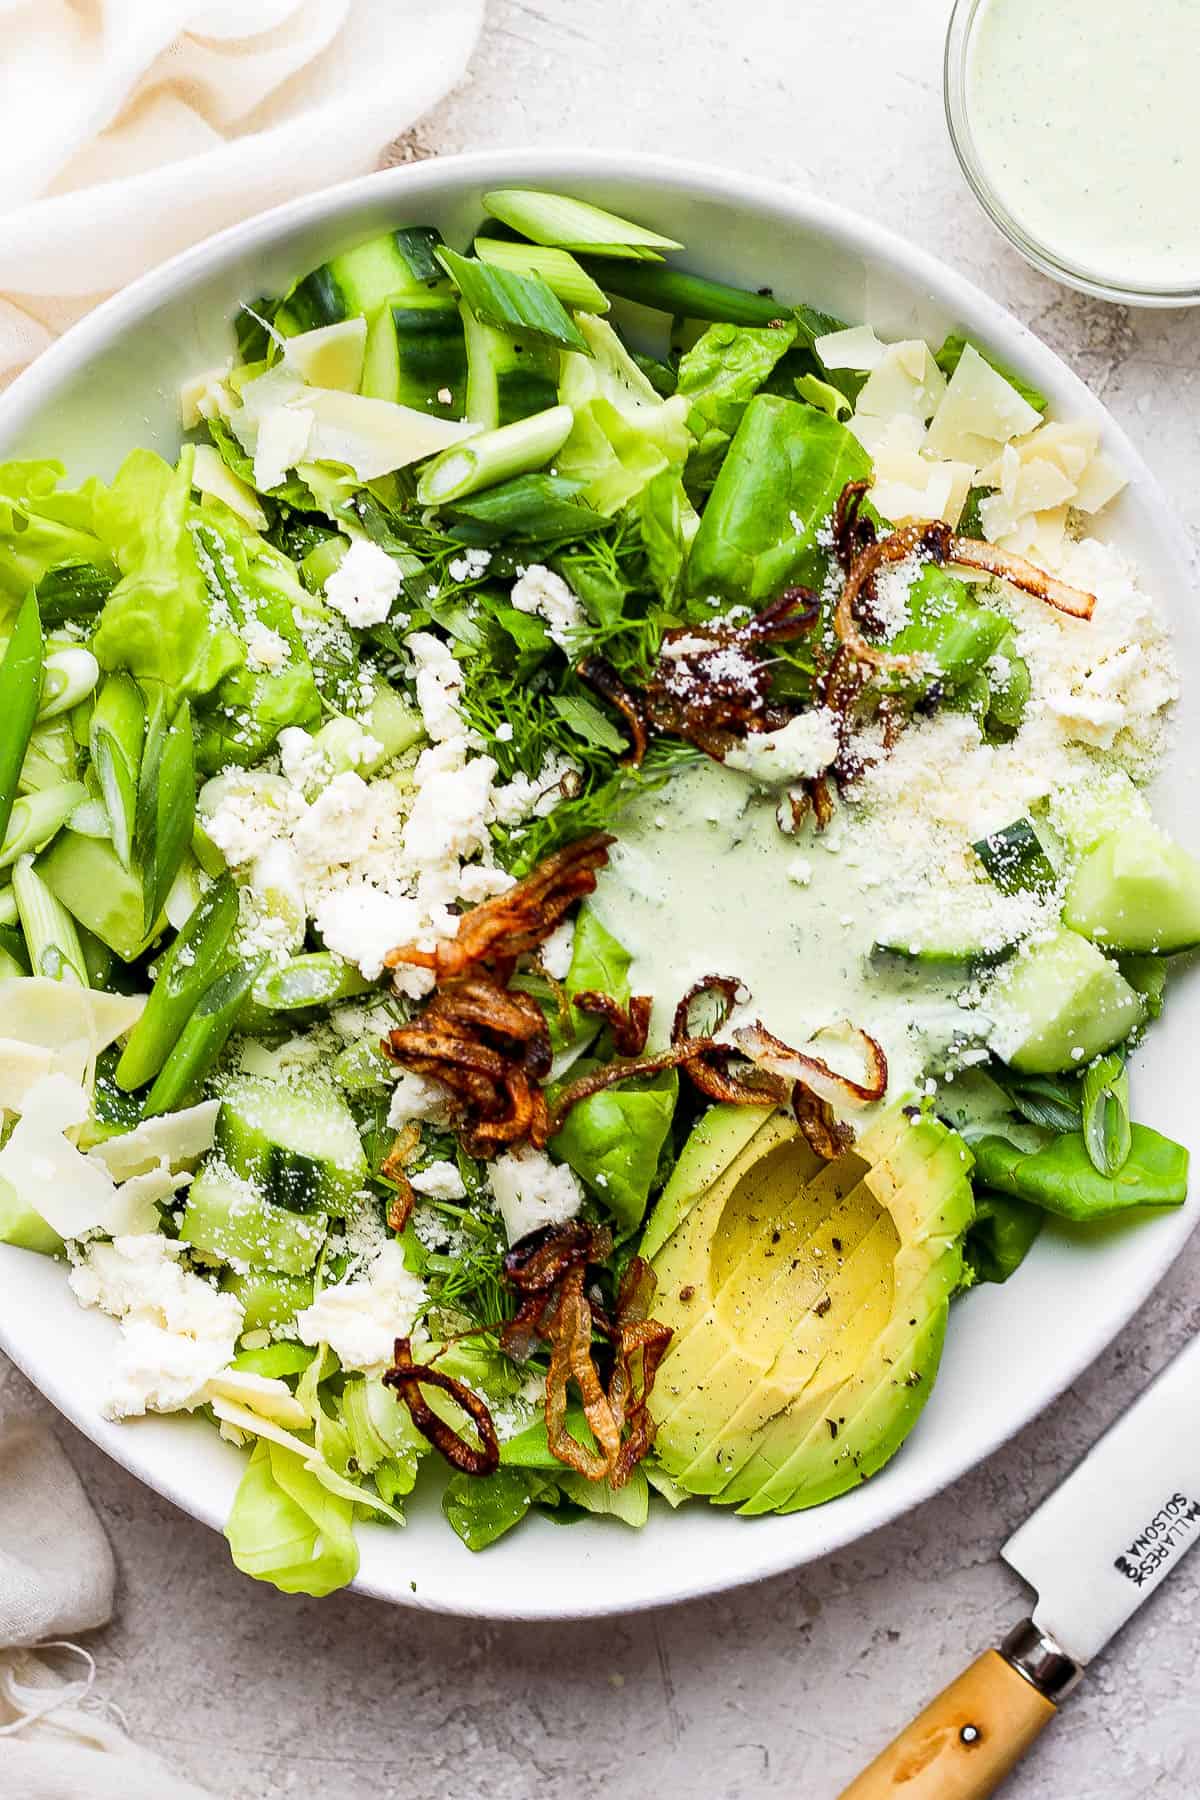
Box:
734, 1020, 889, 1107
385, 832, 614, 981
793, 1087, 855, 1161
669, 974, 788, 1106
573, 989, 653, 1055
832, 503, 1096, 674
544, 1264, 621, 1480
546, 1039, 720, 1134
384, 1337, 501, 1476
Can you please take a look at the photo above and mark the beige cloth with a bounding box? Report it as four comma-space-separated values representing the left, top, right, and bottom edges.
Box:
0, 1428, 215, 1797
0, 0, 485, 384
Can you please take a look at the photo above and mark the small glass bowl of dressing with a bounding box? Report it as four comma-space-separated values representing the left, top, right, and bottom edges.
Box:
946, 0, 1200, 305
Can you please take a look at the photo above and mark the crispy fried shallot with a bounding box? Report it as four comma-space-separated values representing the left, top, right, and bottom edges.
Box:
380, 1125, 420, 1232
793, 1086, 854, 1161
733, 1020, 889, 1108
500, 1221, 672, 1487
572, 989, 653, 1056
384, 971, 553, 1156
670, 974, 789, 1107
578, 589, 820, 766
831, 496, 1096, 675
384, 1337, 501, 1476
385, 832, 614, 983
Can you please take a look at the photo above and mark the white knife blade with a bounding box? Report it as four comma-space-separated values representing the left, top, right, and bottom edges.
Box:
1003, 1328, 1200, 1667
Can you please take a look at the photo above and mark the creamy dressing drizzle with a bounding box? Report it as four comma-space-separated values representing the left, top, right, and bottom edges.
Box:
588, 760, 987, 1112
967, 0, 1200, 290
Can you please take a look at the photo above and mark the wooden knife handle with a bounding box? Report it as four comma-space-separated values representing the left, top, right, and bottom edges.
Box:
837, 1650, 1056, 1799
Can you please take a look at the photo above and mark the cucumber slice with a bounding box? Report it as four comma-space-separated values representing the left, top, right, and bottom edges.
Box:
361, 298, 468, 416
461, 304, 559, 429
988, 927, 1144, 1074
216, 1075, 367, 1214
1065, 820, 1200, 954
182, 1162, 327, 1274
973, 818, 1056, 896
221, 1267, 315, 1332
275, 227, 449, 334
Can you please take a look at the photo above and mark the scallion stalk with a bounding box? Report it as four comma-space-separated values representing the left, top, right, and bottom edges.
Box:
252, 952, 374, 1013
473, 239, 610, 313
576, 259, 795, 325
417, 404, 574, 507
482, 189, 682, 258
38, 647, 100, 721
12, 854, 87, 985
135, 696, 195, 930
0, 885, 18, 927
0, 593, 44, 845
0, 782, 87, 870
435, 248, 590, 354
90, 673, 145, 870
142, 954, 267, 1116
116, 872, 239, 1091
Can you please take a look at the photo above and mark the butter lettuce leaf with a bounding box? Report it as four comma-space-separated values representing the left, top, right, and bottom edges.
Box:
686, 394, 870, 605
224, 1438, 359, 1597
551, 1060, 678, 1236
0, 459, 115, 614
637, 468, 700, 606
92, 448, 244, 702
677, 321, 797, 485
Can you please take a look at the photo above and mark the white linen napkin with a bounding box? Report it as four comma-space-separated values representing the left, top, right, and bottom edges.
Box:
0, 1427, 216, 1797
0, 0, 485, 386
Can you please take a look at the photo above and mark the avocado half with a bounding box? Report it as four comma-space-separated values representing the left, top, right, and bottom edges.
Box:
644, 1104, 974, 1514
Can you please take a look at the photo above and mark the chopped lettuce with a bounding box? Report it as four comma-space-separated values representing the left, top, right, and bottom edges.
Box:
92, 449, 244, 703
557, 316, 691, 514
677, 321, 797, 484
551, 1063, 678, 1236
637, 468, 700, 606
224, 1438, 359, 1597
0, 460, 115, 613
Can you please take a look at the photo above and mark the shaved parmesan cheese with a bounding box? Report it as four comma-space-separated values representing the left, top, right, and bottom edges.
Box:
105, 1166, 191, 1238
925, 343, 1042, 464
989, 420, 1098, 487
204, 1368, 311, 1429
849, 412, 927, 462
254, 404, 313, 492
0, 1074, 117, 1239
870, 450, 975, 529
302, 388, 478, 480
814, 324, 886, 370
0, 1039, 57, 1113
89, 1100, 221, 1182
979, 457, 1075, 541
282, 317, 367, 393
1072, 451, 1127, 513
0, 979, 144, 1056
855, 340, 947, 423
994, 504, 1070, 564
191, 443, 268, 530
180, 365, 234, 429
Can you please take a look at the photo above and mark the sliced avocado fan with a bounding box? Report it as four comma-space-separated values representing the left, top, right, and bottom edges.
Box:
645, 1104, 974, 1513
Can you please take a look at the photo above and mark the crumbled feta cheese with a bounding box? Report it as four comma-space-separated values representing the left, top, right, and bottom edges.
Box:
489, 1146, 583, 1246
69, 1235, 242, 1420
724, 709, 839, 786
409, 1159, 467, 1200
787, 856, 813, 886
292, 771, 375, 865
387, 1070, 452, 1128
295, 1241, 425, 1372
495, 722, 514, 742
324, 539, 402, 628
403, 756, 497, 877
510, 564, 584, 648
540, 918, 575, 979
315, 886, 434, 986
447, 548, 492, 583
407, 631, 467, 742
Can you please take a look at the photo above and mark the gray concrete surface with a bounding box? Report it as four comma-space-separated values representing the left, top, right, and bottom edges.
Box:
4, 2, 1200, 1794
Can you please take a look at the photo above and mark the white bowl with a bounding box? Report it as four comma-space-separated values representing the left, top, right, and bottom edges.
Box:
1, 150, 1196, 1620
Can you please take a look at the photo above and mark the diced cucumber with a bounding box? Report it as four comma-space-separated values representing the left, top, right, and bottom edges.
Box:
973, 818, 1056, 896
461, 304, 560, 429
0, 1173, 63, 1255
181, 1162, 327, 1274
361, 297, 468, 416
216, 1075, 367, 1214
366, 683, 424, 761
36, 830, 159, 960
988, 927, 1144, 1074
221, 1267, 315, 1332
252, 953, 374, 1013
1050, 770, 1150, 855
275, 228, 449, 334
1064, 820, 1200, 954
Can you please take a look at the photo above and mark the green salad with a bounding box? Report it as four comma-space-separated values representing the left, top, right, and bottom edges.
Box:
0, 186, 1192, 1596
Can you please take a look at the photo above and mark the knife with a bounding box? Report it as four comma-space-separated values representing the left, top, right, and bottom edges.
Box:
838, 1329, 1200, 1798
